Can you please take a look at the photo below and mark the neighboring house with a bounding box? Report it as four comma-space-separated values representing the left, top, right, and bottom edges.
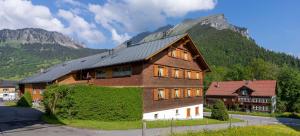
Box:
206, 80, 277, 113
0, 80, 18, 101
19, 34, 210, 120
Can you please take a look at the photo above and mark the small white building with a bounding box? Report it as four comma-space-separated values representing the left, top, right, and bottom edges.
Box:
0, 80, 18, 101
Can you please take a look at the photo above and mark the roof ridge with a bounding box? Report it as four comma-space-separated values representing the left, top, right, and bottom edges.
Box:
126, 33, 187, 47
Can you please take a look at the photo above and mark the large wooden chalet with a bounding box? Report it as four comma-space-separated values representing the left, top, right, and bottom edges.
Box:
20, 34, 210, 120
206, 80, 277, 113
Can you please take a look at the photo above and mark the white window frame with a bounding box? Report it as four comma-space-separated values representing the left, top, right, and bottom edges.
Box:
158, 66, 164, 77
158, 89, 165, 99
174, 89, 179, 98
175, 69, 179, 78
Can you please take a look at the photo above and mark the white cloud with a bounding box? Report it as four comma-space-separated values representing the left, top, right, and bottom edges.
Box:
0, 0, 105, 46
111, 29, 130, 44
58, 9, 105, 44
89, 0, 217, 43
0, 0, 64, 31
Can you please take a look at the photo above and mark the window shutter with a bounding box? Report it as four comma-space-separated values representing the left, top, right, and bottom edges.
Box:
184, 88, 188, 97
153, 89, 158, 100
176, 49, 180, 58
172, 68, 175, 78
200, 88, 203, 96
153, 65, 158, 77
165, 89, 169, 99
180, 89, 184, 98
171, 89, 175, 98
191, 88, 195, 97
164, 66, 168, 77
168, 48, 172, 56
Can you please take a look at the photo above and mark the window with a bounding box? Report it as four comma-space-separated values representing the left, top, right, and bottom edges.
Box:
96, 70, 106, 79
174, 89, 180, 98
33, 90, 37, 94
158, 89, 165, 99
241, 89, 248, 96
195, 107, 199, 115
176, 109, 179, 115
154, 114, 158, 119
223, 98, 227, 101
186, 71, 191, 79
187, 89, 191, 97
3, 88, 8, 93
196, 72, 200, 79
112, 66, 132, 77
174, 69, 179, 78
158, 66, 164, 77
196, 89, 200, 97
40, 89, 44, 95
183, 51, 188, 60
171, 50, 177, 57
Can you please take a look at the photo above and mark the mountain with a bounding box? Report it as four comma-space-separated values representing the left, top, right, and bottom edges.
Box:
0, 28, 106, 80
0, 28, 83, 49
122, 14, 300, 69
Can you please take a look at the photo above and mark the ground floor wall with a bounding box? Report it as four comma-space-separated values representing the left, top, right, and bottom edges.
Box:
143, 104, 203, 120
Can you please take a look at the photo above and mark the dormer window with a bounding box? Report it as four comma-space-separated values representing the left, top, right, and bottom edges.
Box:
171, 50, 177, 57
241, 89, 248, 96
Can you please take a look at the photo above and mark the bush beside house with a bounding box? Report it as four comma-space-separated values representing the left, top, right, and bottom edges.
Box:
211, 100, 229, 121
43, 84, 143, 121
17, 91, 32, 107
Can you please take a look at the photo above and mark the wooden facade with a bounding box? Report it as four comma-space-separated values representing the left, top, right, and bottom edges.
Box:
206, 80, 277, 113
20, 35, 210, 118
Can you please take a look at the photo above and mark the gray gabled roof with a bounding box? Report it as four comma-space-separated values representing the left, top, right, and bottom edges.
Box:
0, 80, 18, 87
20, 34, 186, 84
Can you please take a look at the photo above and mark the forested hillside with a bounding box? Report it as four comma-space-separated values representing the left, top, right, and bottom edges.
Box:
187, 25, 300, 113
0, 43, 105, 80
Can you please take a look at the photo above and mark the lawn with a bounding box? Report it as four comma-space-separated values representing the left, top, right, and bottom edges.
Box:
3, 101, 17, 106
227, 111, 300, 119
173, 125, 300, 136
42, 115, 243, 130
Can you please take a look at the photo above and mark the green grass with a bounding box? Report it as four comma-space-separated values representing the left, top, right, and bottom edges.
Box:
3, 101, 17, 107
204, 107, 300, 119
174, 125, 300, 136
42, 115, 243, 130
227, 111, 300, 119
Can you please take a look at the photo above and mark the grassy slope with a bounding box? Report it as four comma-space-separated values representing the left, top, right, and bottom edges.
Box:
0, 43, 105, 80
174, 125, 300, 136
42, 115, 242, 130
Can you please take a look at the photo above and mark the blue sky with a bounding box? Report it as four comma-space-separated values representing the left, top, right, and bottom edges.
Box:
0, 0, 299, 57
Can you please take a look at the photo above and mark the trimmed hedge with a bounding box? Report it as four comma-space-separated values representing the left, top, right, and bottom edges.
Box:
43, 84, 143, 121
17, 91, 32, 107
211, 99, 229, 121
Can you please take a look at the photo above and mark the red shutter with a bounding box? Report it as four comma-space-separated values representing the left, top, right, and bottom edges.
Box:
165, 89, 169, 99
153, 65, 158, 77
153, 89, 158, 100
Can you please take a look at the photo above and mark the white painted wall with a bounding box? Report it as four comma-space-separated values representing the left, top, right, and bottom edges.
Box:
143, 104, 203, 120
1, 93, 17, 101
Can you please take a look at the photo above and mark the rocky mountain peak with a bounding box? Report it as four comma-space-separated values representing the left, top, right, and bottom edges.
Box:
0, 28, 84, 49
125, 14, 250, 45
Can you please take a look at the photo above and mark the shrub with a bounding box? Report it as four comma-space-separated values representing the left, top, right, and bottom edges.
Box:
211, 99, 229, 121
43, 84, 143, 121
17, 91, 32, 107
276, 100, 287, 113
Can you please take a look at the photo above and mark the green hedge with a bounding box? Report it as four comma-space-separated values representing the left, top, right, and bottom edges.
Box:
43, 84, 143, 121
211, 100, 229, 121
17, 91, 32, 107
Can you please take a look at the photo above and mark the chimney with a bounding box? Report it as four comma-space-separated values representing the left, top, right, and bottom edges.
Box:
245, 80, 250, 85
40, 68, 45, 73
162, 31, 167, 38
108, 49, 114, 55
215, 82, 220, 88
126, 41, 132, 47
